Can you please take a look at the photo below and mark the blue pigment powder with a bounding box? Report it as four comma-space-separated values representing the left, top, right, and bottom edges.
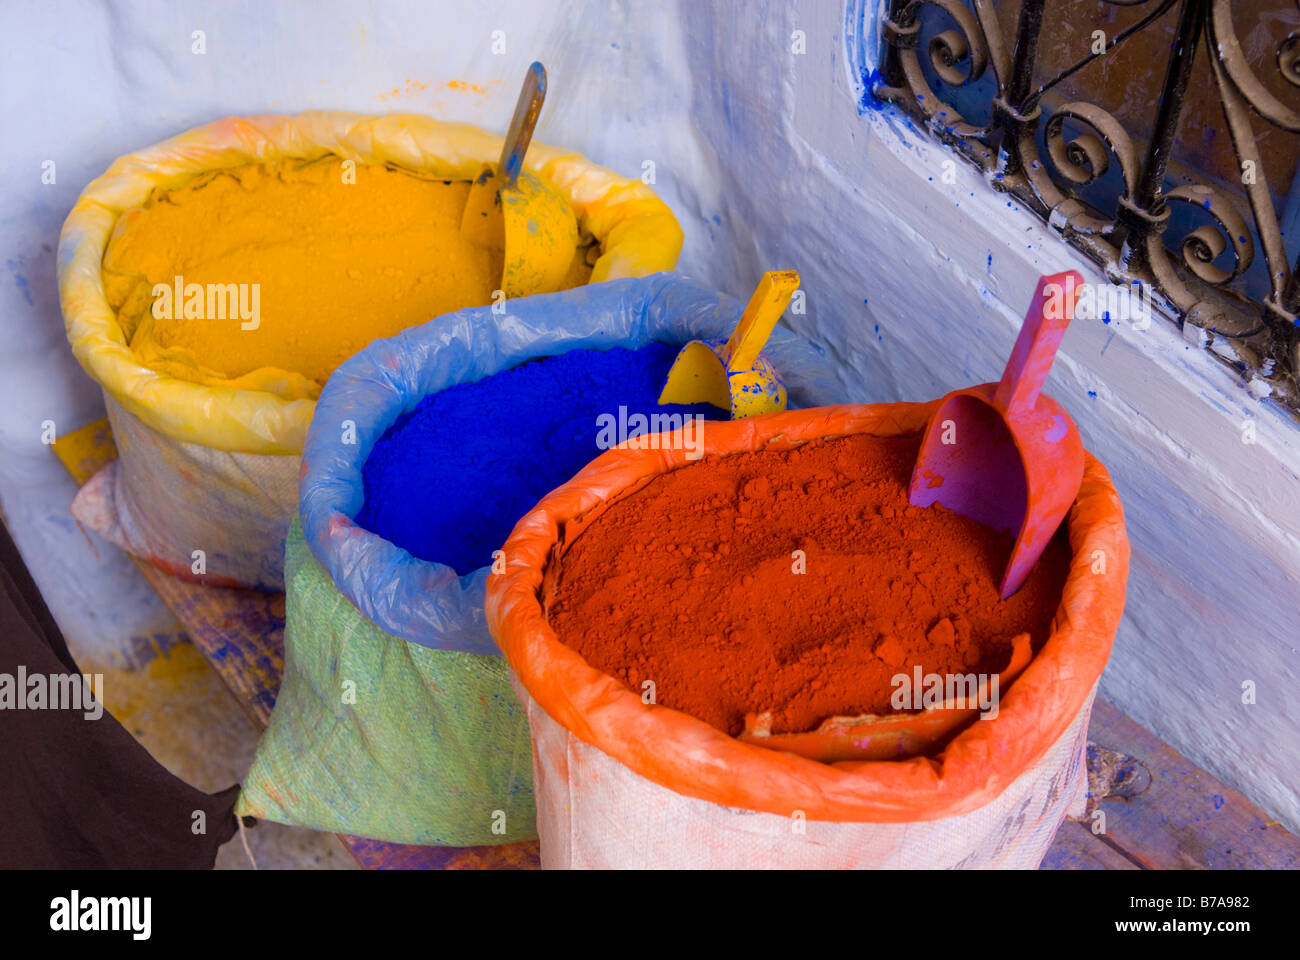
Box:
357, 343, 722, 574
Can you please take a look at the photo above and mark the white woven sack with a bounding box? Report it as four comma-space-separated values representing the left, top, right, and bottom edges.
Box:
71, 396, 298, 590
514, 673, 1093, 870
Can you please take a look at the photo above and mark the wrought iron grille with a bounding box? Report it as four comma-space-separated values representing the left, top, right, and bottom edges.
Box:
873, 0, 1300, 416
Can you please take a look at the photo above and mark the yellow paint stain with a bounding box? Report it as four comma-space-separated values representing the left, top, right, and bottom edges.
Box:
377, 77, 429, 102
51, 418, 117, 486
98, 640, 219, 730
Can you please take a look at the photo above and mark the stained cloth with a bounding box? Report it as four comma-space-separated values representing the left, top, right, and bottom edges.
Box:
0, 520, 238, 868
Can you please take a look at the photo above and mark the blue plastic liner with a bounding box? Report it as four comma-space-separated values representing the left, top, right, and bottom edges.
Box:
300, 271, 837, 652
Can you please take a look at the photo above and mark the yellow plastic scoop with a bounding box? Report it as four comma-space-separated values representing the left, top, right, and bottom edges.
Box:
658, 270, 799, 419
461, 61, 577, 299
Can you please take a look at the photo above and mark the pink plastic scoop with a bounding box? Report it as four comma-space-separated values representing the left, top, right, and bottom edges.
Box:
909, 270, 1086, 599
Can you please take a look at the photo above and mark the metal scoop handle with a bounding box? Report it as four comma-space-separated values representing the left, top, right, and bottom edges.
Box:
499, 62, 547, 189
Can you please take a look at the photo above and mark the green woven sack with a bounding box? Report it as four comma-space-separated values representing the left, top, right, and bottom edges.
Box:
235, 521, 536, 846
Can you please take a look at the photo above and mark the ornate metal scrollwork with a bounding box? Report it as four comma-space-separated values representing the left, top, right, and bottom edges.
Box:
1039, 103, 1141, 237
884, 0, 995, 136
873, 0, 1300, 416
1163, 184, 1254, 286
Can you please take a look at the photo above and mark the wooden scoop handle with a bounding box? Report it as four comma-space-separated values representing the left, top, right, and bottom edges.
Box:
992, 270, 1085, 419
499, 62, 547, 189
725, 270, 800, 372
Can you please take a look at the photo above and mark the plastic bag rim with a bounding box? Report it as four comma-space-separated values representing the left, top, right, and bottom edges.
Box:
56, 110, 683, 455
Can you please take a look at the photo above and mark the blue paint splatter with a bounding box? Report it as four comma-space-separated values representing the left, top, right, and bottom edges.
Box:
1087, 390, 1097, 398
856, 67, 888, 115
1213, 794, 1225, 810
6, 259, 33, 306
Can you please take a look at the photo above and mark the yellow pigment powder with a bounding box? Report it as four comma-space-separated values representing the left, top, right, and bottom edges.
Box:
102, 156, 592, 388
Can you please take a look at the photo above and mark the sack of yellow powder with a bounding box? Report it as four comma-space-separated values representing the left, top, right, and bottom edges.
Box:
57, 112, 682, 589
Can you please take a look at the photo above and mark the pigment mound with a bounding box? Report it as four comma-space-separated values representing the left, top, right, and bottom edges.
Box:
101, 156, 588, 385
548, 432, 1072, 737
356, 343, 720, 575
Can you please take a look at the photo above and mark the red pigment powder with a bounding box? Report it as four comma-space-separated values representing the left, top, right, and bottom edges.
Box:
548, 432, 1071, 737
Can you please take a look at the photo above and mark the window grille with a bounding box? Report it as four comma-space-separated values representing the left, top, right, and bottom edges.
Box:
868, 0, 1300, 415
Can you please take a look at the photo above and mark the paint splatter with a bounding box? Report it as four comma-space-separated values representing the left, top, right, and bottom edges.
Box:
1044, 415, 1068, 442
856, 67, 888, 115
377, 77, 430, 101
6, 259, 33, 305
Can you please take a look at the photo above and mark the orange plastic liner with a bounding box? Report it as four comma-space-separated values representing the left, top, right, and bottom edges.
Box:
487, 401, 1128, 823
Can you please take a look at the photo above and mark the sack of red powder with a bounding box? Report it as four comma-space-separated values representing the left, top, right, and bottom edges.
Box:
547, 428, 1069, 762
487, 402, 1129, 869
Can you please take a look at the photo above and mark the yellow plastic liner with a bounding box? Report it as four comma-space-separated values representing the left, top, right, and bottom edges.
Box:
58, 112, 683, 455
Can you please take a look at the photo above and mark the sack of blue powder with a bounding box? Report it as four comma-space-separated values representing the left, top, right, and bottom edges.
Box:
356, 342, 718, 575
235, 272, 838, 846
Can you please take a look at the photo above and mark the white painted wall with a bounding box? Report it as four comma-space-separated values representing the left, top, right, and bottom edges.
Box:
0, 0, 703, 660
678, 0, 1300, 830
0, 0, 1295, 830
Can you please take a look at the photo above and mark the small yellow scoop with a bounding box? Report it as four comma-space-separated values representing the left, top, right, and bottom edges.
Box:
461, 61, 577, 299
658, 270, 799, 419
